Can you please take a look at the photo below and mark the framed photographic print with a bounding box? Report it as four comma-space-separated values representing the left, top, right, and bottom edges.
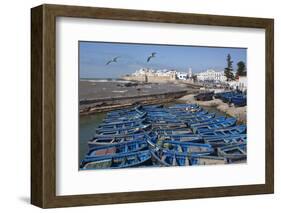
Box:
31, 4, 274, 208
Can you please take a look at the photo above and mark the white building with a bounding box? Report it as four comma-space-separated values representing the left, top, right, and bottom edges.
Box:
227, 76, 247, 91
176, 68, 193, 80
197, 69, 227, 82
176, 72, 188, 80
129, 68, 195, 82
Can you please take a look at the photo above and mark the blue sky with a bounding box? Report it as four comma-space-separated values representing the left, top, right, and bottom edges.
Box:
79, 41, 246, 79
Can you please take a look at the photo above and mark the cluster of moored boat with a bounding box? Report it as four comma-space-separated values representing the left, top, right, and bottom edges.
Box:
195, 91, 247, 107
214, 91, 247, 107
80, 104, 247, 170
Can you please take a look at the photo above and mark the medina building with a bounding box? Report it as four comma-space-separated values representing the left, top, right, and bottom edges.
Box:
197, 69, 227, 82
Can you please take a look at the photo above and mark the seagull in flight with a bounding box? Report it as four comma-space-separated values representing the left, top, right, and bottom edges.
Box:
106, 56, 119, 65
147, 52, 157, 62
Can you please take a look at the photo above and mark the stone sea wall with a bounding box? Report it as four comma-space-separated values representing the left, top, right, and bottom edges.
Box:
80, 90, 191, 115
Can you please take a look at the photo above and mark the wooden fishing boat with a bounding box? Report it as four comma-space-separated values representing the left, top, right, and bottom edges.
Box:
194, 118, 237, 134
146, 111, 172, 117
140, 104, 163, 110
106, 106, 141, 116
218, 92, 236, 103
231, 95, 246, 107
174, 110, 208, 118
105, 108, 145, 120
204, 134, 247, 148
96, 124, 151, 134
148, 137, 212, 155
157, 132, 195, 139
217, 92, 246, 106
189, 116, 226, 128
151, 122, 188, 129
147, 117, 181, 123
152, 134, 203, 144
217, 142, 247, 163
189, 155, 227, 165
184, 113, 216, 125
170, 108, 206, 116
151, 150, 211, 167
88, 131, 157, 148
98, 118, 146, 128
91, 130, 149, 140
88, 137, 124, 148
194, 91, 214, 101
97, 122, 137, 132
80, 150, 152, 170
169, 103, 199, 109
95, 124, 151, 136
155, 128, 193, 136
169, 104, 201, 112
150, 150, 190, 166
103, 112, 147, 123
199, 125, 246, 137
85, 140, 148, 159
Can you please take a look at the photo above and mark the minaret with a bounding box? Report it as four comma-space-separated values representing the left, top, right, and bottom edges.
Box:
188, 68, 192, 78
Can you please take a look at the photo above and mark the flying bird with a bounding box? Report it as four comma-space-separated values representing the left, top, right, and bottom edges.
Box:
106, 56, 119, 65
147, 52, 157, 62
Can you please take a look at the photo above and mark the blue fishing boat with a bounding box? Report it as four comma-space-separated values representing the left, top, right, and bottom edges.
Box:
85, 140, 148, 159
155, 128, 193, 136
148, 117, 181, 123
157, 132, 195, 139
174, 110, 208, 118
189, 116, 226, 128
88, 131, 157, 148
95, 124, 151, 136
219, 92, 236, 103
189, 155, 227, 165
199, 125, 246, 137
215, 91, 247, 107
169, 104, 202, 112
151, 150, 190, 166
104, 112, 147, 122
184, 113, 216, 125
153, 140, 214, 155
152, 122, 188, 129
98, 118, 146, 128
96, 124, 151, 134
140, 104, 163, 110
155, 134, 203, 144
204, 134, 247, 148
151, 150, 212, 167
231, 95, 246, 107
80, 150, 152, 169
217, 142, 247, 163
194, 118, 237, 134
106, 105, 141, 114
92, 130, 151, 139
194, 91, 214, 101
168, 103, 199, 109
105, 108, 144, 119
